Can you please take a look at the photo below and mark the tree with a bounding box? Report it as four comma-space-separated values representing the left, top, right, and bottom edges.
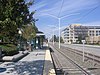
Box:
51, 35, 64, 43
60, 37, 64, 43
54, 35, 57, 42
22, 22, 38, 41
0, 0, 35, 43
77, 34, 82, 44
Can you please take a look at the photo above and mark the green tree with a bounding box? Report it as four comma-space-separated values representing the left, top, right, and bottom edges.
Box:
0, 0, 35, 43
22, 22, 38, 41
60, 37, 64, 43
53, 35, 64, 43
54, 35, 57, 42
77, 35, 82, 44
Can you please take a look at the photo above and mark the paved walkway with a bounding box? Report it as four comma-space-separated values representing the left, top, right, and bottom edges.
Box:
0, 47, 56, 75
0, 50, 45, 75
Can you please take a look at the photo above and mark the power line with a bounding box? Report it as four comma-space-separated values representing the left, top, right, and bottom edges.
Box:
66, 4, 100, 41
74, 4, 100, 23
58, 0, 64, 17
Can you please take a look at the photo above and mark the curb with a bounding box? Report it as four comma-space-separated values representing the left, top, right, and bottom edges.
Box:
2, 51, 29, 62
43, 49, 56, 75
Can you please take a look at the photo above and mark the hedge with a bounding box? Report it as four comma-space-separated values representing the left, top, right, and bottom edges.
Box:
0, 44, 19, 56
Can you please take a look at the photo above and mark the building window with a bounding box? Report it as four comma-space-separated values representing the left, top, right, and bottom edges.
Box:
96, 31, 98, 34
92, 31, 94, 33
92, 34, 94, 36
89, 31, 91, 33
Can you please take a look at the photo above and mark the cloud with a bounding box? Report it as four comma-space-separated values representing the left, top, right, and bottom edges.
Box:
29, 1, 47, 12
30, 0, 100, 37
35, 0, 99, 17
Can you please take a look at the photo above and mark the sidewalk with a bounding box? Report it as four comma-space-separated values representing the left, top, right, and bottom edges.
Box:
0, 46, 56, 75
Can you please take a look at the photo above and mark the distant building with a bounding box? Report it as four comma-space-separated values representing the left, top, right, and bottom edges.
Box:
61, 24, 88, 44
88, 26, 100, 36
61, 24, 100, 44
86, 26, 100, 44
86, 36, 100, 44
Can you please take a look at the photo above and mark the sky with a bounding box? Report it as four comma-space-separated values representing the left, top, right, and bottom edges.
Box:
29, 0, 100, 37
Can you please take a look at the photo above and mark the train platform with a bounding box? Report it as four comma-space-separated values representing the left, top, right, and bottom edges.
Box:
0, 46, 56, 75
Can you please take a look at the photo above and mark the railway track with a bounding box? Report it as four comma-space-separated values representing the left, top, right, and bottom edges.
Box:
50, 44, 92, 75
62, 46, 100, 63
50, 43, 100, 75
59, 44, 100, 68
54, 43, 100, 62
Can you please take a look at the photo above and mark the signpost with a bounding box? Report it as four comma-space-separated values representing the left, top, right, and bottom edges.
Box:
82, 40, 85, 62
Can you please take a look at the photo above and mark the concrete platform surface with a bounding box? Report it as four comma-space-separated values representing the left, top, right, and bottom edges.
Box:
0, 49, 56, 75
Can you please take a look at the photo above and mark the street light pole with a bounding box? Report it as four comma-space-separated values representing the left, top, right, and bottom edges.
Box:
42, 13, 80, 49
53, 29, 54, 45
47, 25, 57, 46
58, 18, 61, 49
18, 29, 22, 51
82, 40, 85, 62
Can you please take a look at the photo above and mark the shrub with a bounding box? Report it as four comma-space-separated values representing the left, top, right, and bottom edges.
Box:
0, 44, 19, 56
3, 49, 19, 56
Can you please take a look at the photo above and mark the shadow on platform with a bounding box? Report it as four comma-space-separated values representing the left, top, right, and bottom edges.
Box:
9, 60, 44, 75
4, 60, 53, 75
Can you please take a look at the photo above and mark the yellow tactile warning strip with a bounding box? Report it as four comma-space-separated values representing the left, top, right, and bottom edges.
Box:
44, 50, 56, 75
45, 50, 52, 62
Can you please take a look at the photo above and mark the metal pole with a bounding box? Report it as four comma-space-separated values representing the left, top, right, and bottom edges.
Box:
20, 34, 21, 51
83, 42, 85, 62
53, 30, 54, 45
48, 37, 49, 43
59, 18, 61, 49
93, 54, 94, 66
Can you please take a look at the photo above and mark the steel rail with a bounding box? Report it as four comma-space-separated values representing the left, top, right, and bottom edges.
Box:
63, 46, 100, 63
50, 44, 91, 75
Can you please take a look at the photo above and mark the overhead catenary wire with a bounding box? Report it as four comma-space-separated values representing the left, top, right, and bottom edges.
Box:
74, 4, 100, 23
64, 3, 100, 45
71, 3, 100, 37
58, 0, 64, 18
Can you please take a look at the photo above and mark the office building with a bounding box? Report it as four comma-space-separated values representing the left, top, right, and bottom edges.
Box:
86, 26, 100, 44
61, 24, 88, 44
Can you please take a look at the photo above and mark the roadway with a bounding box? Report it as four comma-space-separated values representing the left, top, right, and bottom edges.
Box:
60, 43, 100, 56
